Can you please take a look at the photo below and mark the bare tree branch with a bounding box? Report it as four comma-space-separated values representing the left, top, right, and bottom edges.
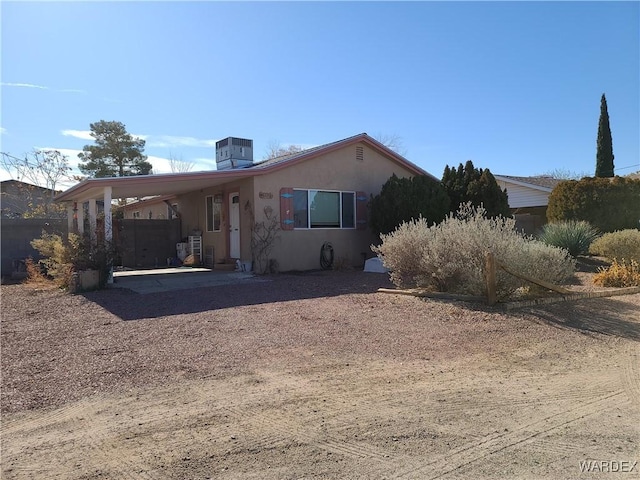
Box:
168, 151, 195, 173
373, 133, 408, 157
263, 140, 304, 160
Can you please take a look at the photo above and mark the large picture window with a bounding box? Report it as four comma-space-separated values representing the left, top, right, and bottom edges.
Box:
293, 189, 356, 229
206, 196, 222, 232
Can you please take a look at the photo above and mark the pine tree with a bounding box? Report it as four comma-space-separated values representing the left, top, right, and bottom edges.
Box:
595, 94, 615, 178
79, 120, 152, 178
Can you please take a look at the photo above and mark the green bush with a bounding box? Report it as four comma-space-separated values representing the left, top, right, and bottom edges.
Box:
369, 174, 450, 237
372, 204, 575, 299
547, 176, 640, 232
589, 229, 640, 262
442, 160, 511, 218
538, 221, 599, 257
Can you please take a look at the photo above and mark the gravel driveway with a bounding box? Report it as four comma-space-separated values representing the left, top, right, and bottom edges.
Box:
2, 271, 639, 479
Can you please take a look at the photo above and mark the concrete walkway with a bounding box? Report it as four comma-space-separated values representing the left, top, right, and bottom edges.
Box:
111, 267, 262, 294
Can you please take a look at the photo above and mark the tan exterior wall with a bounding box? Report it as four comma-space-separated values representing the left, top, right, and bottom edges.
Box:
123, 201, 178, 220
139, 142, 423, 271
252, 142, 420, 271
177, 178, 255, 264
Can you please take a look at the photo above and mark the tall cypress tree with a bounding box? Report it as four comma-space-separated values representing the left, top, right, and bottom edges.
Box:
595, 94, 615, 177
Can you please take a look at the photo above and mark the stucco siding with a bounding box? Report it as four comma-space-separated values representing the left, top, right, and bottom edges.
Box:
177, 178, 255, 264
252, 142, 420, 271
123, 201, 177, 220
497, 180, 551, 208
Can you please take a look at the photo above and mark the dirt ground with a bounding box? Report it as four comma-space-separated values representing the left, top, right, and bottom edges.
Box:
1, 271, 639, 479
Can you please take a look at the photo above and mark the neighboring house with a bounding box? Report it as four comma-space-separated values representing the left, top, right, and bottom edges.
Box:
1, 180, 67, 277
1, 179, 63, 218
494, 175, 563, 233
121, 195, 180, 220
55, 133, 434, 271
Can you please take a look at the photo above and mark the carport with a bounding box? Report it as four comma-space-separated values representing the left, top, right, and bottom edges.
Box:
55, 170, 254, 244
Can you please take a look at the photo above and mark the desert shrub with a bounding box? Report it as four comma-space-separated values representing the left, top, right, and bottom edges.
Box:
589, 229, 640, 262
537, 220, 599, 256
547, 176, 640, 232
373, 204, 575, 299
24, 257, 54, 287
593, 259, 640, 287
30, 231, 117, 290
369, 174, 450, 237
30, 232, 79, 289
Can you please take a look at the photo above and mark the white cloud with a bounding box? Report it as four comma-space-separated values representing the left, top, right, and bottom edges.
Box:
147, 155, 172, 174
0, 127, 7, 135
191, 158, 218, 171
1, 82, 49, 90
149, 156, 217, 174
61, 129, 146, 142
61, 129, 94, 141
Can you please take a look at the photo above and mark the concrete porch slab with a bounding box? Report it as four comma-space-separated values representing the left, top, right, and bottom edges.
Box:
111, 267, 263, 294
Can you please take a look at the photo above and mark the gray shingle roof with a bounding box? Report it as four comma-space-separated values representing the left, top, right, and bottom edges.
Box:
497, 175, 562, 190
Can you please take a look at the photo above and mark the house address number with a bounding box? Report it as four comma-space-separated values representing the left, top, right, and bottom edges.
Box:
259, 192, 273, 199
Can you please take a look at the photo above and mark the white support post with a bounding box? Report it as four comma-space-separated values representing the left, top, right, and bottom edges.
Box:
103, 186, 113, 283
104, 187, 112, 243
88, 198, 97, 244
77, 202, 85, 235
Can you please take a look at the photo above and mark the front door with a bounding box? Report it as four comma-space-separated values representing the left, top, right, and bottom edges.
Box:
229, 193, 240, 259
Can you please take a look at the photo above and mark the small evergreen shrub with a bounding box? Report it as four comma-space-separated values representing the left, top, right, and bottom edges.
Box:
593, 259, 640, 287
373, 204, 575, 299
589, 229, 640, 262
369, 174, 450, 237
442, 160, 510, 218
537, 221, 599, 257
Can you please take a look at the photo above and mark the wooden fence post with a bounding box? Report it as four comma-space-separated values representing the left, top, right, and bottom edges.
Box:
485, 251, 497, 306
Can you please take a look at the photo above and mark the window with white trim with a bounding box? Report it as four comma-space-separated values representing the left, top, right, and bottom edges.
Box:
206, 196, 222, 232
293, 189, 355, 229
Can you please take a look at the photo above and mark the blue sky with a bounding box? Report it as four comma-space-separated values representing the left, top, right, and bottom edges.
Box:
1, 1, 638, 187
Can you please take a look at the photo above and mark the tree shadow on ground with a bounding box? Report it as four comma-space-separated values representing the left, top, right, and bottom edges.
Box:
83, 271, 394, 321
523, 296, 640, 342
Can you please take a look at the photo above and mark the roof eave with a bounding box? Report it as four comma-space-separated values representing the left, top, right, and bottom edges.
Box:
494, 175, 555, 193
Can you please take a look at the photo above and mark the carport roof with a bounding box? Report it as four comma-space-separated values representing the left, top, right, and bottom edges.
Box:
55, 133, 431, 203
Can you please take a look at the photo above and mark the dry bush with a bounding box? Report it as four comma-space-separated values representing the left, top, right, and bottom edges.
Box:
589, 229, 640, 263
24, 258, 56, 289
373, 204, 575, 299
30, 231, 117, 290
593, 259, 640, 287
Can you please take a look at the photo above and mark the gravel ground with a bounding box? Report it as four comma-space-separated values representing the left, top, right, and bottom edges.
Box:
1, 270, 639, 479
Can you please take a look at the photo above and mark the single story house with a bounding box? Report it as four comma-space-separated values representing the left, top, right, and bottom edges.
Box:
1, 179, 63, 218
120, 194, 179, 220
55, 133, 434, 271
494, 175, 562, 232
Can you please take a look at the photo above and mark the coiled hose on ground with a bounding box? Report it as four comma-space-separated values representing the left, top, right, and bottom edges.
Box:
320, 242, 334, 270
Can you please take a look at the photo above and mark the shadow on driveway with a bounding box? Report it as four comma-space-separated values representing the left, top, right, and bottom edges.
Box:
83, 271, 394, 321
524, 296, 640, 342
